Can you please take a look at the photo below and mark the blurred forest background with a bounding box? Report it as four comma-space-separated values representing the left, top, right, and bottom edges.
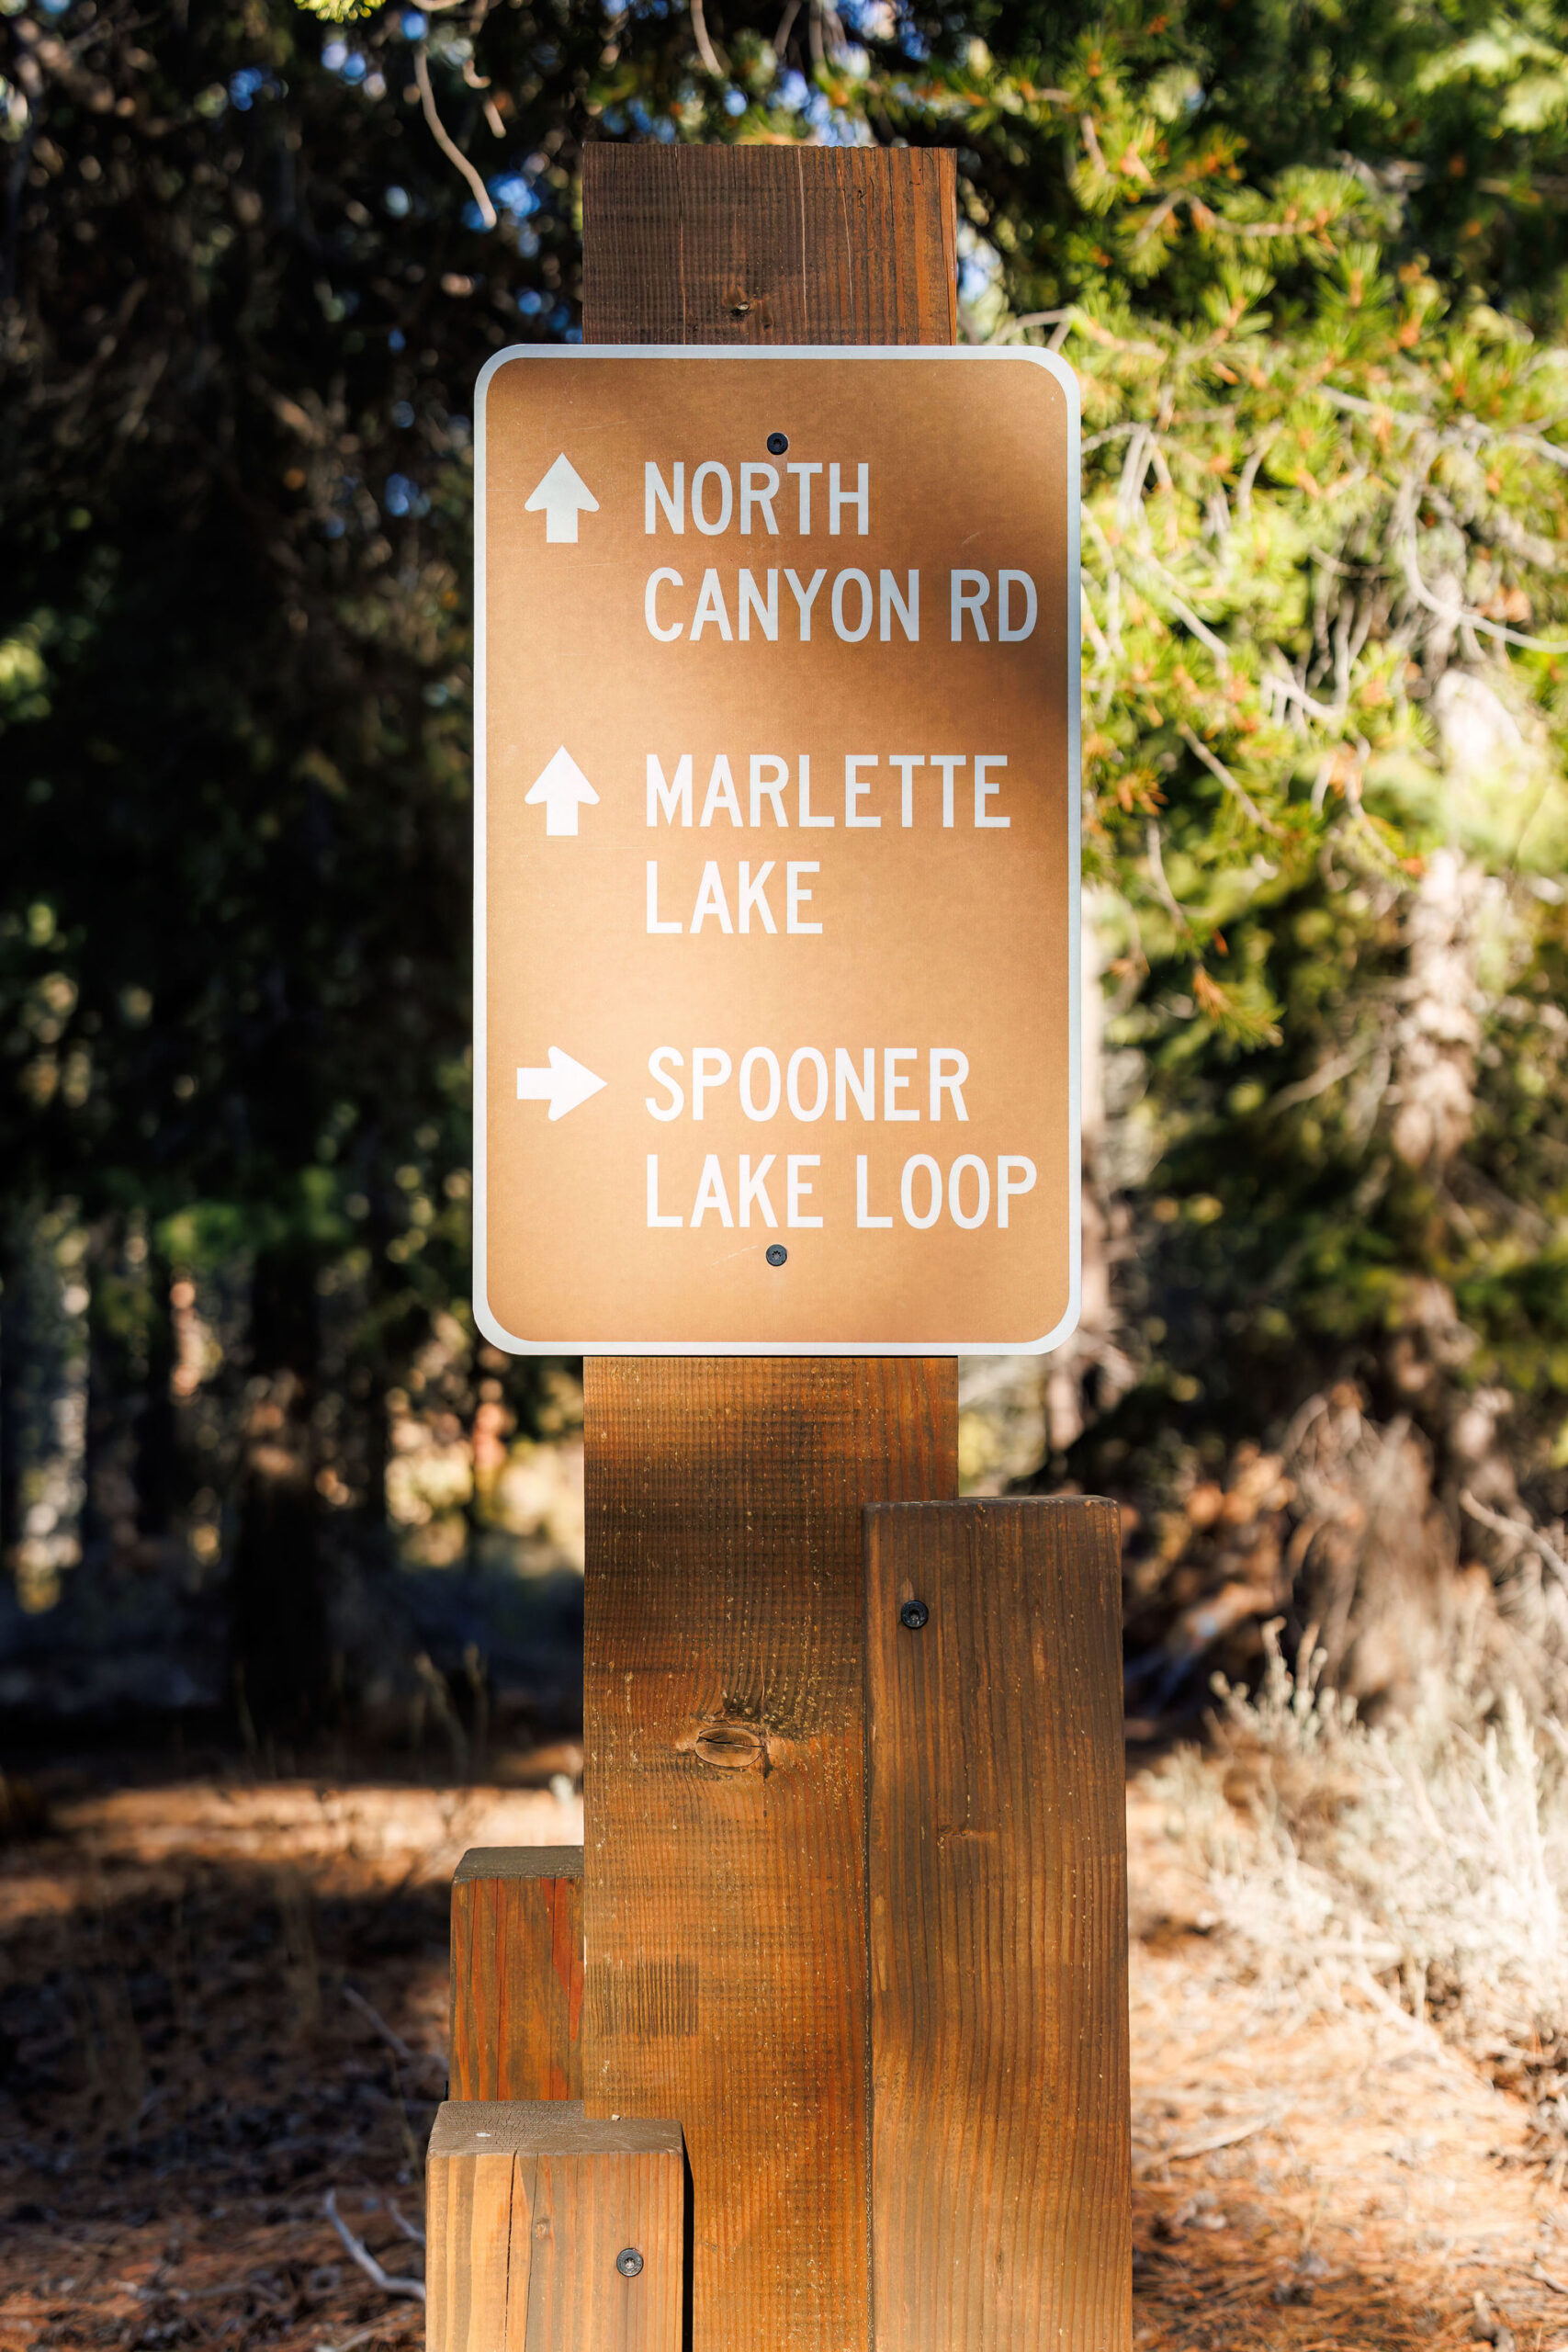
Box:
6, 0, 1568, 1755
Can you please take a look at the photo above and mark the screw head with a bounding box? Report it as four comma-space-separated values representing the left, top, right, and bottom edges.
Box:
616, 2247, 645, 2278
899, 1598, 930, 1631
765, 1243, 788, 1268
766, 430, 789, 455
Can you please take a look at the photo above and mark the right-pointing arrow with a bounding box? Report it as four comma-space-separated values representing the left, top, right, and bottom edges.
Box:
516, 1047, 607, 1121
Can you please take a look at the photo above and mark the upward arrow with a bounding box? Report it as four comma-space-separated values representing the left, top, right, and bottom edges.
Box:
525, 745, 600, 837
524, 452, 599, 543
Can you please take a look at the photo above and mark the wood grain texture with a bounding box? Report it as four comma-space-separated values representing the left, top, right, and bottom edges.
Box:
450, 1848, 583, 2102
581, 141, 957, 345
427, 2104, 683, 2352
582, 1358, 958, 2352
864, 1498, 1132, 2352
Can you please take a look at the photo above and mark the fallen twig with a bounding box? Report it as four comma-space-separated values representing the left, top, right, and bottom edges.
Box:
324, 2190, 426, 2305
1166, 2109, 1289, 2161
388, 2198, 425, 2248
343, 1984, 413, 2063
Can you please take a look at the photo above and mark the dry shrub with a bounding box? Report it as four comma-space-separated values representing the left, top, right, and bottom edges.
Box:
1149, 1623, 1568, 2179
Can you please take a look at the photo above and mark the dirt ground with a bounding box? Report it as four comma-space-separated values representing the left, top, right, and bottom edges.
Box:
0, 1758, 1562, 2352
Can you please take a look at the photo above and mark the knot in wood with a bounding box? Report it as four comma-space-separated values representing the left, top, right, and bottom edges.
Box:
692, 1715, 768, 1773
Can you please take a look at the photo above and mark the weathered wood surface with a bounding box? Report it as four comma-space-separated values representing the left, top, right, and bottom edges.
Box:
577, 138, 960, 2352
449, 1847, 583, 2102
426, 2101, 683, 2352
863, 1498, 1132, 2352
581, 1360, 957, 2352
582, 141, 957, 345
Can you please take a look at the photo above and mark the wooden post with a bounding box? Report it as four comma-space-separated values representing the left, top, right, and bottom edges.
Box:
579, 143, 961, 2352
863, 1500, 1132, 2352
427, 2101, 685, 2352
449, 1848, 583, 2102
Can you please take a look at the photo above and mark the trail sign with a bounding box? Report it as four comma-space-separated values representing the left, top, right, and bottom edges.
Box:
474, 347, 1079, 1354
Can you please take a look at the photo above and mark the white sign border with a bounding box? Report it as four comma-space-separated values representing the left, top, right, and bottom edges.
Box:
472, 344, 1081, 1357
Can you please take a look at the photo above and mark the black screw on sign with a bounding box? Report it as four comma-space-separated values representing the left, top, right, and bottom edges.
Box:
899, 1599, 930, 1631
616, 2247, 645, 2278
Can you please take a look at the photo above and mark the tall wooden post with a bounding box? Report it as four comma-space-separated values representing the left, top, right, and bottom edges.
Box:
578, 137, 962, 2352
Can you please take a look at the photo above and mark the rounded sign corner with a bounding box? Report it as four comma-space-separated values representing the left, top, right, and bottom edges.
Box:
472, 1283, 529, 1358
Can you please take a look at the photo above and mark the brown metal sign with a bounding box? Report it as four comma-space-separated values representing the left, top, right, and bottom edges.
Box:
474, 349, 1079, 1354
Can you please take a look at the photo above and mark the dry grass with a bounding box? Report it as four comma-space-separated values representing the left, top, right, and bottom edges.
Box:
1145, 1624, 1568, 2183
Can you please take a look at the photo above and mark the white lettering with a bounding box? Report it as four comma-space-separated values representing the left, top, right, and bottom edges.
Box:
831, 569, 874, 643
829, 461, 869, 536
975, 754, 1009, 829
880, 570, 919, 642
647, 1153, 682, 1227
738, 860, 776, 934
648, 752, 693, 827
691, 1153, 734, 1227
784, 566, 827, 639
692, 461, 733, 537
786, 461, 822, 532
645, 567, 683, 640
844, 754, 880, 830
786, 1047, 829, 1122
998, 570, 1038, 641
997, 1155, 1037, 1227
645, 462, 683, 536
690, 862, 734, 933
856, 1155, 892, 1227
901, 1154, 942, 1228
930, 753, 964, 828
646, 859, 681, 933
836, 1047, 874, 1121
786, 863, 821, 933
739, 569, 778, 642
700, 755, 743, 828
931, 1050, 970, 1120
646, 1046, 683, 1120
739, 1154, 777, 1227
798, 754, 832, 829
890, 753, 924, 827
739, 464, 780, 536
690, 569, 733, 642
692, 1046, 732, 1119
952, 570, 990, 641
948, 1154, 990, 1228
787, 1155, 822, 1227
750, 754, 789, 827
885, 1047, 918, 1121
739, 1047, 781, 1121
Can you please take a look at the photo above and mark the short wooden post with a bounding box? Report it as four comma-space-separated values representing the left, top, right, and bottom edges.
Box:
863, 1499, 1132, 2352
426, 2101, 685, 2352
449, 1847, 583, 2101
579, 141, 961, 2352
